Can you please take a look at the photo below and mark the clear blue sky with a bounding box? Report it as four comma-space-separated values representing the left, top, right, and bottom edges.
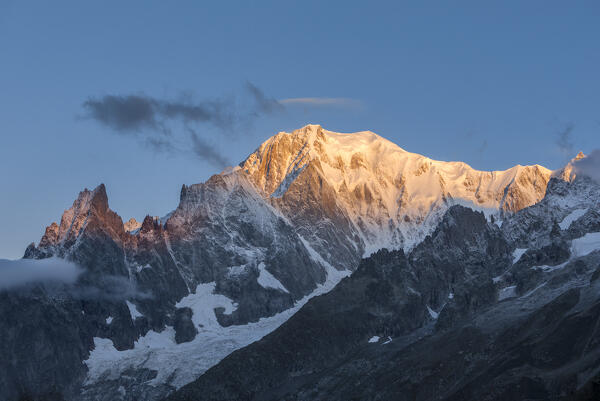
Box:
1, 1, 598, 258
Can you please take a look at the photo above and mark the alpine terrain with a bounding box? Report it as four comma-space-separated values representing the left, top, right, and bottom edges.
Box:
1, 124, 597, 401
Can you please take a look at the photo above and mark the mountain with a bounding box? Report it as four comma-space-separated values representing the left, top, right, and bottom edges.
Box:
242, 124, 551, 258
0, 124, 580, 401
168, 173, 600, 401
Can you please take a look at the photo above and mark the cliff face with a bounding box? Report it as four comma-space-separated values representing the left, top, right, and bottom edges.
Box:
2, 124, 575, 401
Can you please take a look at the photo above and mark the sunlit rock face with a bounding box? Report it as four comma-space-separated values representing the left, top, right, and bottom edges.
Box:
3, 124, 576, 401
123, 218, 141, 233
241, 124, 551, 259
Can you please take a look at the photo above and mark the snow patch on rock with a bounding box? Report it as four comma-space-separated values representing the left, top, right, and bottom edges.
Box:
571, 232, 600, 257
256, 262, 289, 293
559, 208, 588, 230
126, 301, 143, 320
512, 248, 528, 264
84, 266, 349, 392
427, 306, 439, 319
498, 285, 517, 301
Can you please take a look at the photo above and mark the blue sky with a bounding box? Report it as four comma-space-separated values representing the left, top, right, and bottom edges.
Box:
0, 1, 598, 258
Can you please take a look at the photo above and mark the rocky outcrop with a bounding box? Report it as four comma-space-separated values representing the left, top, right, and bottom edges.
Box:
123, 218, 141, 233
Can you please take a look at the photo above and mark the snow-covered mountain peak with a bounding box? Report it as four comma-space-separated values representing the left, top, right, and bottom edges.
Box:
239, 124, 406, 194
237, 125, 554, 255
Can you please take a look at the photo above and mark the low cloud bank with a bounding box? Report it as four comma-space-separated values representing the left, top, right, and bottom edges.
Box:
0, 258, 151, 300
573, 149, 600, 182
0, 257, 82, 290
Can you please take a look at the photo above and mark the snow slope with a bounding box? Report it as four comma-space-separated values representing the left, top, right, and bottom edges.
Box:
84, 264, 349, 391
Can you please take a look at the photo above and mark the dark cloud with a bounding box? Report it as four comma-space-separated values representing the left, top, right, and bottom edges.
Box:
82, 83, 283, 168
83, 95, 158, 133
83, 94, 238, 133
556, 123, 575, 157
160, 98, 238, 131
573, 149, 600, 183
0, 257, 82, 290
189, 128, 231, 168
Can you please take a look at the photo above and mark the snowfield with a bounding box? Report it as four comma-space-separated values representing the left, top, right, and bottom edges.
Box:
84, 264, 350, 390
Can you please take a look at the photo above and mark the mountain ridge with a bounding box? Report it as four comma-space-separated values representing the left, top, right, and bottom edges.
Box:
3, 124, 593, 401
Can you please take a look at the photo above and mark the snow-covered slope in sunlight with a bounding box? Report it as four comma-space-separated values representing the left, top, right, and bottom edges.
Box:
241, 124, 551, 257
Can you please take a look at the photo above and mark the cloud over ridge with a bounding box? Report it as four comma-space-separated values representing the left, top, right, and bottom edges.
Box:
0, 257, 82, 290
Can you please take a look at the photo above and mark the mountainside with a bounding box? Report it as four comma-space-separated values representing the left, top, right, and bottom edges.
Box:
0, 124, 582, 401
168, 173, 600, 401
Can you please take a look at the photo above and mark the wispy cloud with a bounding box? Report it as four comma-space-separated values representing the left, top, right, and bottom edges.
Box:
477, 139, 488, 155
68, 275, 152, 301
83, 86, 364, 168
245, 82, 284, 114
188, 128, 232, 168
279, 97, 362, 108
555, 122, 575, 157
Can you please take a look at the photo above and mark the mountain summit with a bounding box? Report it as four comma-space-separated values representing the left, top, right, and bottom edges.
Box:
240, 124, 551, 255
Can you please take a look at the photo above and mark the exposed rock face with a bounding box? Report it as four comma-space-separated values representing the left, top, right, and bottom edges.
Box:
7, 174, 333, 400
0, 125, 579, 401
167, 174, 600, 401
173, 307, 197, 344
123, 218, 141, 233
